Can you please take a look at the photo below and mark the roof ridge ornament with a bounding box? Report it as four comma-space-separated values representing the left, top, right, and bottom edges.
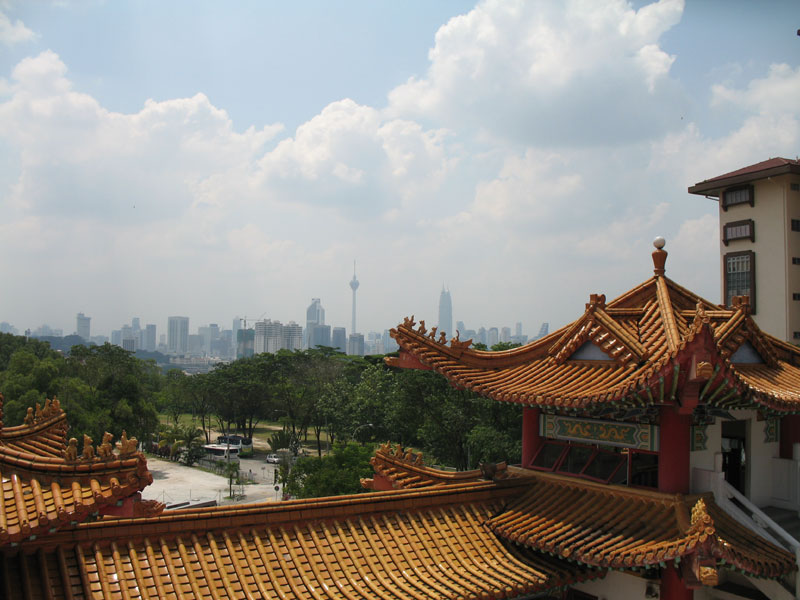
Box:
652, 236, 667, 276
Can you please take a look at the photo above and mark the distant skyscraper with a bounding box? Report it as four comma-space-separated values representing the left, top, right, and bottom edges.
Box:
349, 261, 359, 334
438, 286, 452, 337
332, 327, 347, 353
536, 322, 550, 339
167, 316, 189, 355
347, 333, 364, 356
283, 321, 303, 351
305, 298, 325, 349
76, 313, 91, 341
488, 327, 499, 348
500, 327, 511, 343
283, 322, 302, 350
144, 324, 157, 352
456, 320, 466, 336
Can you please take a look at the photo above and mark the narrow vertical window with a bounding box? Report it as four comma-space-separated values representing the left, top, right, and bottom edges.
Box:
724, 251, 755, 312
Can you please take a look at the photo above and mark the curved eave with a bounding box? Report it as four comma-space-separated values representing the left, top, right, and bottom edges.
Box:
393, 314, 800, 413
486, 472, 795, 579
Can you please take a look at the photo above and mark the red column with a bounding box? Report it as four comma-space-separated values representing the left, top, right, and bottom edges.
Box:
658, 406, 690, 494
661, 565, 693, 600
780, 415, 800, 459
521, 407, 542, 468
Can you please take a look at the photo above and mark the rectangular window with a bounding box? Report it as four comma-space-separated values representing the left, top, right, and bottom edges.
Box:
793, 219, 800, 232
795, 332, 800, 340
794, 294, 800, 301
794, 257, 800, 265
792, 183, 800, 191
722, 185, 754, 210
722, 219, 754, 245
724, 251, 755, 312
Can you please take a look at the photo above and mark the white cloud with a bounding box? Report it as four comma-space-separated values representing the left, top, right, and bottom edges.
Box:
388, 0, 685, 146
0, 9, 36, 46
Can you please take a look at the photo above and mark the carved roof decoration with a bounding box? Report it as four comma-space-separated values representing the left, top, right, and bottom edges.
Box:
2, 480, 599, 600
388, 246, 800, 414
0, 396, 158, 547
0, 395, 69, 457
485, 471, 795, 580
365, 442, 520, 490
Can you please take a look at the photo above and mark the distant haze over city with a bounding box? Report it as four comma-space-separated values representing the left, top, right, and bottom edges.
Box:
2, 1, 799, 339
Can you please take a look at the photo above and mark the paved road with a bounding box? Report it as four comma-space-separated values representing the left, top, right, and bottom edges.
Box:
141, 455, 285, 507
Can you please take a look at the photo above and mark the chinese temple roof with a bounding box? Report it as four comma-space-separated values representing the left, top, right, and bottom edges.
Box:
388, 244, 800, 416
0, 395, 159, 547
688, 157, 800, 196
365, 441, 522, 490
486, 471, 794, 581
365, 457, 795, 584
2, 480, 597, 600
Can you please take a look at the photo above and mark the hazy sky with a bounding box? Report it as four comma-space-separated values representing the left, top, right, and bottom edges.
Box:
1, 1, 799, 339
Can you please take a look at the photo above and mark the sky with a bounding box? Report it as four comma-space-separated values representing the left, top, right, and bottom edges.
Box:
1, 0, 799, 340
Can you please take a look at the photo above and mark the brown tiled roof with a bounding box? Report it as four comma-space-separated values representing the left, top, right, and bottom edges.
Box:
388, 268, 800, 413
365, 441, 521, 490
0, 397, 158, 547
2, 481, 597, 599
0, 410, 69, 458
486, 471, 795, 579
688, 157, 800, 196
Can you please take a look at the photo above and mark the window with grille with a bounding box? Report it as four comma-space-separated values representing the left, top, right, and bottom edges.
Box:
723, 219, 754, 245
722, 185, 753, 210
725, 251, 755, 312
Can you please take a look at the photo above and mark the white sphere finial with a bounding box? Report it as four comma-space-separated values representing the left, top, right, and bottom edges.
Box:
653, 236, 666, 250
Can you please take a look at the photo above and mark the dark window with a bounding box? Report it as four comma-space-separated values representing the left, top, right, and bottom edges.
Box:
582, 449, 627, 483
795, 294, 800, 301
722, 185, 753, 210
531, 442, 566, 470
791, 183, 799, 192
794, 257, 800, 265
793, 219, 800, 232
723, 219, 754, 245
558, 445, 594, 475
630, 451, 658, 488
567, 591, 598, 600
724, 251, 755, 313
794, 332, 800, 340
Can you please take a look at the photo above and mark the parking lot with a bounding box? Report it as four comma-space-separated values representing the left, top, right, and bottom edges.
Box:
141, 455, 285, 507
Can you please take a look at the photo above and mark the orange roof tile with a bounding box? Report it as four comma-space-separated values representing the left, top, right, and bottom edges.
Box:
0, 397, 159, 547
388, 259, 800, 414
3, 481, 597, 599
365, 442, 521, 490
485, 471, 795, 579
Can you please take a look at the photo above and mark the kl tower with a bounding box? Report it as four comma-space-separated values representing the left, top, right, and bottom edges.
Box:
349, 261, 359, 335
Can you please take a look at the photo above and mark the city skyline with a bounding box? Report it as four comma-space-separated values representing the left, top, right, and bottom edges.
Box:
2, 2, 799, 339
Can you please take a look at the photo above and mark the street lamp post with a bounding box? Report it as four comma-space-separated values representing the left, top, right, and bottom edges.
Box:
352, 423, 374, 445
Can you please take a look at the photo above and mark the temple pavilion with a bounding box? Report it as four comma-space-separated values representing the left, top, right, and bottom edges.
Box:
2, 240, 800, 599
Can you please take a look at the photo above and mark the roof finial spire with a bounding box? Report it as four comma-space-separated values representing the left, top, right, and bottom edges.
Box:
652, 236, 667, 276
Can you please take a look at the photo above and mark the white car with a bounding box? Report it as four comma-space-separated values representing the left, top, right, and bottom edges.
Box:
265, 454, 280, 464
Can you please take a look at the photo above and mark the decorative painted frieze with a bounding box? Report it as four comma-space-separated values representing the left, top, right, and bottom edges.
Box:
540, 414, 659, 451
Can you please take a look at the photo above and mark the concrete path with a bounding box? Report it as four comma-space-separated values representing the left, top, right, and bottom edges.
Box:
141, 455, 285, 507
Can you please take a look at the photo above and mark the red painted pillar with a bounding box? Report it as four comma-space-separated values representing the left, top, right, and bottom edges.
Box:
661, 565, 693, 600
780, 415, 800, 459
521, 407, 542, 468
658, 406, 690, 494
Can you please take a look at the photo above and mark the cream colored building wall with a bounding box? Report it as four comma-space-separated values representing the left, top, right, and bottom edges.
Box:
718, 177, 786, 339
569, 570, 648, 599
718, 174, 800, 341
786, 173, 800, 341
689, 409, 778, 507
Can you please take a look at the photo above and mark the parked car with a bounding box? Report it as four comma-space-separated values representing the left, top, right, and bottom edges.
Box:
265, 454, 280, 464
